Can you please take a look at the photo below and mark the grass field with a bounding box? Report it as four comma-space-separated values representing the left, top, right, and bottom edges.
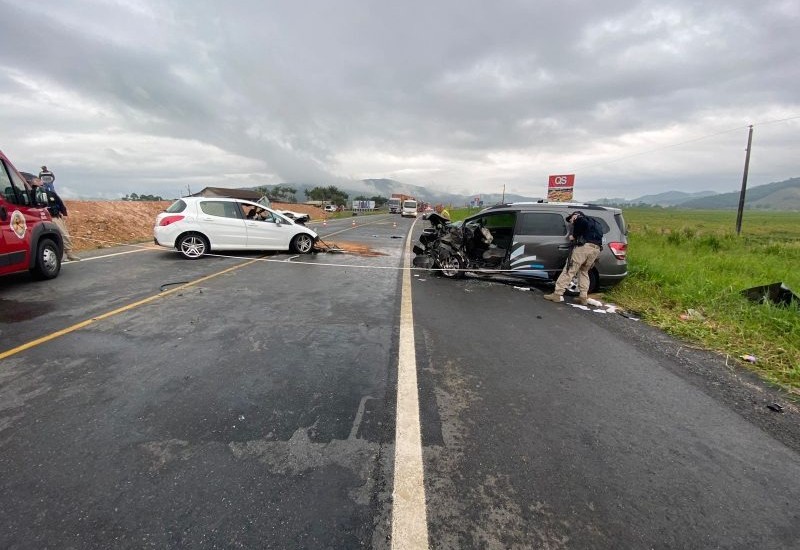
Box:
606, 209, 799, 394
447, 206, 800, 394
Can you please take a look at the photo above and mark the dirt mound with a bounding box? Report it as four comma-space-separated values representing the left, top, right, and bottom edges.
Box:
65, 200, 172, 251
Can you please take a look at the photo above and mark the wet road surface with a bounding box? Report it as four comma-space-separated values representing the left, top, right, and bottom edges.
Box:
2, 213, 799, 548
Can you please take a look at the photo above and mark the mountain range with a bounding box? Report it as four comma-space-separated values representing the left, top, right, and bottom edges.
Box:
595, 177, 800, 210
263, 176, 800, 211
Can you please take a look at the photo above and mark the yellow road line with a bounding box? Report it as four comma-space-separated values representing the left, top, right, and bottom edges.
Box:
0, 257, 263, 361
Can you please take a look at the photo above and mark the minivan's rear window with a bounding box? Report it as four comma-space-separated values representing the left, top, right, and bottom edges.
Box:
614, 213, 627, 235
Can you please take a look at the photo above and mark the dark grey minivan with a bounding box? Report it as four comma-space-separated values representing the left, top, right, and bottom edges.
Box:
413, 202, 628, 292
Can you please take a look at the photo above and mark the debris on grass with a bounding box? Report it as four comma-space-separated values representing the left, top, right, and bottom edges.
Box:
679, 308, 705, 321
741, 282, 799, 307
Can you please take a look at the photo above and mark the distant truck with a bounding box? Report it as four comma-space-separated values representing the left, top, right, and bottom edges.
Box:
389, 193, 414, 214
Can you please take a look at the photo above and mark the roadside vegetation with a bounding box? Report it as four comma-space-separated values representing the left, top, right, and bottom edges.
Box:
447, 207, 800, 394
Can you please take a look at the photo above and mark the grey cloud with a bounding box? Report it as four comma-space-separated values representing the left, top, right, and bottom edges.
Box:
0, 0, 797, 200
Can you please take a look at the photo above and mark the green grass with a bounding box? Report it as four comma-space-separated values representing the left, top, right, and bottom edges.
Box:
449, 206, 800, 393
606, 209, 800, 394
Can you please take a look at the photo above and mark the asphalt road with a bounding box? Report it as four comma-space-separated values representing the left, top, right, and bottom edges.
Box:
1, 213, 799, 549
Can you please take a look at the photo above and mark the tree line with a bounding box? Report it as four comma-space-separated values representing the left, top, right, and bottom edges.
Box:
255, 184, 387, 206
122, 193, 164, 201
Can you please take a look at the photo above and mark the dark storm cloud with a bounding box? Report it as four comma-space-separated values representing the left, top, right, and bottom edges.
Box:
0, 0, 797, 199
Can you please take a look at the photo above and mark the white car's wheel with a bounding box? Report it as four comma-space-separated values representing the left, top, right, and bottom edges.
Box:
177, 233, 208, 259
291, 234, 314, 254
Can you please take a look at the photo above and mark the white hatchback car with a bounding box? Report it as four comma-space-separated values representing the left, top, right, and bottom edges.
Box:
154, 197, 318, 259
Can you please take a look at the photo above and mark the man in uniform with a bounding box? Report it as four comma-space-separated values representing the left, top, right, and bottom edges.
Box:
24, 173, 81, 261
543, 210, 602, 305
38, 165, 56, 193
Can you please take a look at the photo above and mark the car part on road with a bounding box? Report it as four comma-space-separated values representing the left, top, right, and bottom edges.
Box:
741, 282, 799, 307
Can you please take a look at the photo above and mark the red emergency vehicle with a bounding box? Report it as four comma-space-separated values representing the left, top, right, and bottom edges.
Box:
0, 150, 63, 280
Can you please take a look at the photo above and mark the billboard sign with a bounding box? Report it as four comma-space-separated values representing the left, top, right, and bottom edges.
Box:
547, 174, 575, 202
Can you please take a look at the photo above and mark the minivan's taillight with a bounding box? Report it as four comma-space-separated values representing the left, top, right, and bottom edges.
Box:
159, 215, 184, 226
608, 242, 627, 260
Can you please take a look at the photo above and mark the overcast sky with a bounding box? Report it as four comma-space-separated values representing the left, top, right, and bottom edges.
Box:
1, 0, 798, 201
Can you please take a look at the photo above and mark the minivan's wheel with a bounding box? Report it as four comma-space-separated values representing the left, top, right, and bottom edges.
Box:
438, 254, 465, 278
291, 233, 314, 253
31, 238, 61, 280
177, 233, 208, 259
565, 269, 599, 295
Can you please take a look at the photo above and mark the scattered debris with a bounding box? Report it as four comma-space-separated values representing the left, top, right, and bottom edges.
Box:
767, 403, 784, 413
741, 282, 799, 307
680, 308, 705, 321
740, 354, 757, 364
586, 298, 603, 307
618, 311, 640, 321
315, 241, 386, 257
160, 281, 189, 292
513, 286, 532, 291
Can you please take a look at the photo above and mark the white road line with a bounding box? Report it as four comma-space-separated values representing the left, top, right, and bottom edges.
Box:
392, 218, 430, 549
63, 246, 156, 263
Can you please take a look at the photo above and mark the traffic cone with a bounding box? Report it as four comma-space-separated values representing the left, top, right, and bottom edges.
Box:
323, 218, 327, 227
352, 219, 356, 227
393, 220, 397, 228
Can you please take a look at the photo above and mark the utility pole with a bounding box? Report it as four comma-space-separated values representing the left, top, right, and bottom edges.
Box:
735, 125, 754, 235
502, 184, 505, 203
